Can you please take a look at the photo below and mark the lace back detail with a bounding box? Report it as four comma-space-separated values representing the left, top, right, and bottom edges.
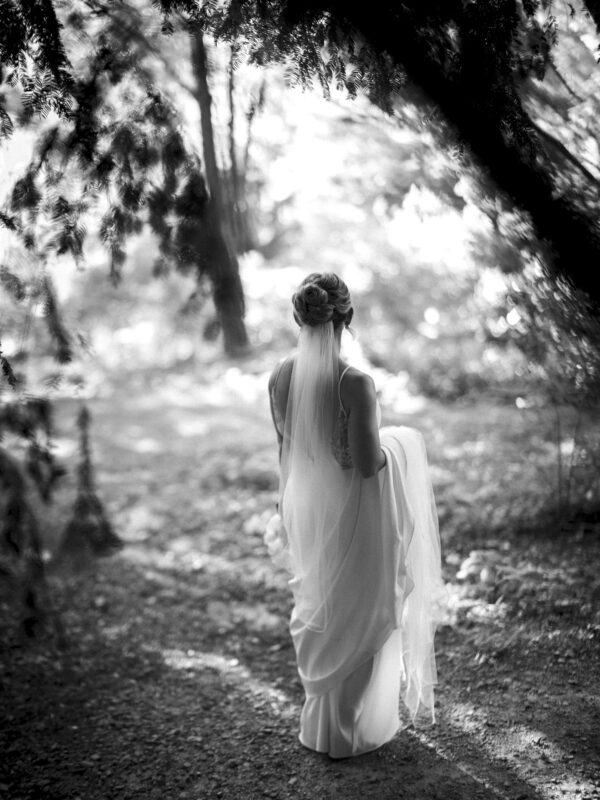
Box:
270, 359, 354, 469
331, 367, 353, 469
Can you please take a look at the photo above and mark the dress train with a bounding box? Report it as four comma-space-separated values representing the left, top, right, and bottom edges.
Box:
290, 426, 444, 758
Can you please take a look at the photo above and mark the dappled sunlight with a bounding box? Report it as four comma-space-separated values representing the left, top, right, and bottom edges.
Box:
122, 365, 274, 412
441, 703, 598, 800
161, 647, 297, 719
443, 580, 508, 629
90, 317, 199, 371
408, 726, 523, 800
442, 439, 488, 460
122, 543, 232, 575
115, 505, 167, 543
112, 563, 213, 599
205, 599, 282, 632
173, 417, 210, 437
120, 541, 280, 588
129, 435, 164, 454
221, 367, 270, 403
100, 622, 134, 640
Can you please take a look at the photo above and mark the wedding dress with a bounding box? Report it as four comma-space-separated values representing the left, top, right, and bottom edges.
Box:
267, 325, 444, 759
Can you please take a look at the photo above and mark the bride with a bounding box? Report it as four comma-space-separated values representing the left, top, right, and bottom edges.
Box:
267, 272, 445, 759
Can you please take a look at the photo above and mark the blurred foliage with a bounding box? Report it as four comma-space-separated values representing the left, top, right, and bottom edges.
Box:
0, 1, 266, 626
1, 4, 206, 279
487, 266, 600, 516
0, 0, 74, 132
3, 1, 600, 304
0, 396, 65, 640
57, 404, 123, 567
160, 0, 600, 309
0, 1, 262, 361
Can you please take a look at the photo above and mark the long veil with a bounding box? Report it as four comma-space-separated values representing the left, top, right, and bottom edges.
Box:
270, 325, 445, 727
279, 323, 354, 633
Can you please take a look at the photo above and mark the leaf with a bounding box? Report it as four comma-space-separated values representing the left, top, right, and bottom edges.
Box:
0, 265, 26, 301
10, 171, 40, 211
1, 350, 19, 389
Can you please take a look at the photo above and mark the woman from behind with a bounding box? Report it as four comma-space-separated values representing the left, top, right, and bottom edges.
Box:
267, 272, 444, 759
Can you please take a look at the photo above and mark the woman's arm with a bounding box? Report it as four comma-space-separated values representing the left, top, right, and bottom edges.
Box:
268, 367, 284, 461
344, 371, 386, 478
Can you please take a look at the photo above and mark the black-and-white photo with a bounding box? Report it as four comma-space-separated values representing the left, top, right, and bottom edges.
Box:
1, 2, 599, 799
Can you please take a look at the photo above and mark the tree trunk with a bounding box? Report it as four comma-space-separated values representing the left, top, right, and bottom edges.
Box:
190, 32, 249, 356
227, 46, 257, 254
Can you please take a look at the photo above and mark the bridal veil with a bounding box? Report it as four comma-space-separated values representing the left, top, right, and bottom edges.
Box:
270, 321, 445, 751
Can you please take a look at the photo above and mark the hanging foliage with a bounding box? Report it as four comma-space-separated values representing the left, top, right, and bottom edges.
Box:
56, 404, 123, 567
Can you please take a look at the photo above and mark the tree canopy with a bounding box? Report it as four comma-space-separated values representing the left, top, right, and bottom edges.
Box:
3, 0, 598, 313
184, 0, 600, 310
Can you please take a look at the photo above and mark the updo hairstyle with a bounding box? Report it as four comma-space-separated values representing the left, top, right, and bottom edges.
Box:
292, 273, 353, 328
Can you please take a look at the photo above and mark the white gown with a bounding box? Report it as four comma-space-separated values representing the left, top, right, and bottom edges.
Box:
268, 361, 444, 758
294, 426, 443, 758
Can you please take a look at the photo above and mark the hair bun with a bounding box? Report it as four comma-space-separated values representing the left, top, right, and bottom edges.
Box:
293, 283, 334, 326
292, 272, 352, 328
302, 284, 328, 307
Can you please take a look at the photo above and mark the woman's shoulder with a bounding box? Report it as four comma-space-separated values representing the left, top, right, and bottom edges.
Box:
340, 366, 377, 407
268, 355, 294, 391
341, 364, 376, 388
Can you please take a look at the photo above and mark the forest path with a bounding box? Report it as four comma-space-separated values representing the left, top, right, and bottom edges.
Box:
1, 363, 599, 800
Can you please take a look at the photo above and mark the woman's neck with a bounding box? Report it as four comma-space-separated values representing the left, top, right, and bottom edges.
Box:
334, 326, 343, 352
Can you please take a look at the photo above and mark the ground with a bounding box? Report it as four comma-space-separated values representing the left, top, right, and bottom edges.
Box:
1, 360, 599, 800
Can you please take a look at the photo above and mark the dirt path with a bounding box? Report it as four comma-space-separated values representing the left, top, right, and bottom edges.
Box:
1, 365, 599, 800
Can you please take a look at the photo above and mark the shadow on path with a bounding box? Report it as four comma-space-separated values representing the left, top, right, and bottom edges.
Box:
0, 554, 564, 800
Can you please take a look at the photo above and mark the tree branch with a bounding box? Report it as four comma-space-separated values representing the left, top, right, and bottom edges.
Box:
531, 119, 600, 190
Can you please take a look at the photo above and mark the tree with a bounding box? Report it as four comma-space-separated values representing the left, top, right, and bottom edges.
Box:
0, 0, 250, 356
155, 0, 600, 316
0, 1, 254, 632
4, 2, 600, 317
190, 32, 248, 354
